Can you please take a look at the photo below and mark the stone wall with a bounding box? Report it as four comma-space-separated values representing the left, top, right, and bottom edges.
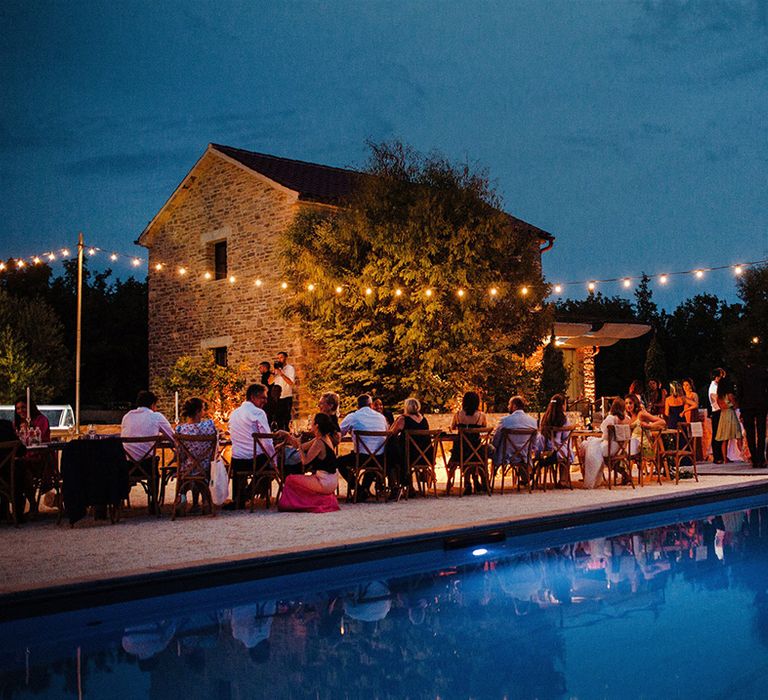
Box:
143, 152, 311, 416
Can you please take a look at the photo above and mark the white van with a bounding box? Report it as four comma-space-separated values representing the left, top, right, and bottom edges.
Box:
0, 405, 76, 438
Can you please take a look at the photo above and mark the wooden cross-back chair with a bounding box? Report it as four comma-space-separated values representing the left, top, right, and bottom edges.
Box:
0, 441, 22, 527
172, 433, 218, 519
493, 428, 539, 494
637, 427, 664, 486
539, 425, 576, 490
249, 433, 284, 510
669, 423, 701, 484
402, 429, 444, 499
605, 424, 635, 489
120, 436, 165, 515
349, 430, 390, 503
456, 427, 493, 497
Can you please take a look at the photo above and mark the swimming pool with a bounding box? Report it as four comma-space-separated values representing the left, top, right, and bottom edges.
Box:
2, 494, 767, 699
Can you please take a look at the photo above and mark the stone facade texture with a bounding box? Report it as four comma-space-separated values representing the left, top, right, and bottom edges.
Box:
142, 151, 313, 416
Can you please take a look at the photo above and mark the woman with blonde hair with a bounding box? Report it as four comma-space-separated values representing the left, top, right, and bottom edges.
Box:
390, 397, 431, 496
581, 398, 632, 489
317, 391, 342, 446
664, 381, 686, 429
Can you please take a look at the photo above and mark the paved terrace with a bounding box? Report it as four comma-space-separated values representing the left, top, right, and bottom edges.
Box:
2, 462, 766, 599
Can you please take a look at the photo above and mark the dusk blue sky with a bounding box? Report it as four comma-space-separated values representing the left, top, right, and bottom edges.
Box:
2, 0, 766, 308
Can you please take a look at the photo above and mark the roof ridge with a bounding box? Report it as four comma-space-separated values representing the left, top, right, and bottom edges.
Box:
210, 143, 362, 176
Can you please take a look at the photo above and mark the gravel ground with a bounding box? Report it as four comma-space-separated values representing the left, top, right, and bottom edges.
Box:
2, 471, 764, 594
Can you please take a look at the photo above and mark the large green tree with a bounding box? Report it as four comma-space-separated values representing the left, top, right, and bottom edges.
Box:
281, 142, 552, 409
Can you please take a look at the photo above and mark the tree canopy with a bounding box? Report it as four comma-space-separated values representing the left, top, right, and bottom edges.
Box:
281, 142, 552, 410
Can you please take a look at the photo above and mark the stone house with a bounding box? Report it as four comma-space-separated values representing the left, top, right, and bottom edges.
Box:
137, 143, 555, 416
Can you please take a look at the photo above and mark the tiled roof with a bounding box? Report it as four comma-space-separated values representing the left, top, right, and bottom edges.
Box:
211, 144, 361, 205
210, 143, 553, 242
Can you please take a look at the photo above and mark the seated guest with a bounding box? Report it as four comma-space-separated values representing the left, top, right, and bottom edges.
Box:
0, 418, 26, 523
227, 384, 275, 509
538, 393, 572, 487
175, 398, 217, 514
628, 380, 645, 409
277, 413, 340, 513
448, 391, 489, 495
338, 394, 388, 501
372, 398, 395, 427
625, 394, 665, 458
491, 395, 539, 477
581, 398, 632, 488
120, 390, 175, 460
14, 397, 52, 514
389, 398, 431, 495
318, 391, 342, 446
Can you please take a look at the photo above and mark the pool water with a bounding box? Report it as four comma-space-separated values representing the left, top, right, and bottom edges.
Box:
2, 495, 768, 699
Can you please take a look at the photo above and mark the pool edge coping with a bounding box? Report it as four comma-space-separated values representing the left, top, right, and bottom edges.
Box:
3, 478, 767, 621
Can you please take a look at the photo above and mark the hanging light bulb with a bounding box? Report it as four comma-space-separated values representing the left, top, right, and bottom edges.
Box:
394, 288, 402, 297
520, 286, 529, 296
695, 270, 704, 279
335, 285, 343, 294
47, 253, 56, 261
587, 282, 595, 292
622, 278, 631, 288
132, 258, 141, 267
659, 275, 668, 284
424, 288, 433, 298
110, 253, 118, 262
280, 281, 288, 290
204, 271, 212, 280
178, 267, 187, 275
553, 284, 562, 294
154, 263, 163, 271
61, 249, 70, 257
365, 287, 373, 296
489, 287, 498, 297
307, 283, 315, 292
255, 278, 263, 287
734, 265, 743, 276
752, 336, 760, 344
228, 275, 236, 284
17, 259, 25, 268
88, 248, 96, 256
457, 288, 465, 298
0, 262, 5, 271
32, 256, 41, 265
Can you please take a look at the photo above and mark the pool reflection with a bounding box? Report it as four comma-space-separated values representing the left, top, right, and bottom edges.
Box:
2, 504, 768, 699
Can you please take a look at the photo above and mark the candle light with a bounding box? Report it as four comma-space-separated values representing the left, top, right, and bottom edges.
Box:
175, 391, 179, 423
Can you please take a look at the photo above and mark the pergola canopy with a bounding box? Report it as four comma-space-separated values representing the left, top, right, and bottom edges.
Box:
553, 321, 651, 349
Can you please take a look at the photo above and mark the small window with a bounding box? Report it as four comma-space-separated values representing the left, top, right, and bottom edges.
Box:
214, 241, 227, 280
213, 346, 228, 367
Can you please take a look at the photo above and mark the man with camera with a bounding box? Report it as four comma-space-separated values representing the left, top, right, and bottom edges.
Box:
273, 351, 296, 431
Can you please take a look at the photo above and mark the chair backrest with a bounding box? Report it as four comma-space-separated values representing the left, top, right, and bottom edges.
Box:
500, 427, 539, 466
175, 432, 217, 477
607, 424, 631, 459
0, 440, 21, 479
252, 432, 281, 472
640, 426, 662, 456
458, 427, 493, 466
403, 429, 442, 469
120, 435, 164, 466
676, 423, 700, 453
352, 430, 388, 457
541, 425, 576, 461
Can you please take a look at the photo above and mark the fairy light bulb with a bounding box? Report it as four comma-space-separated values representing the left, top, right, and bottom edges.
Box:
659, 275, 668, 284
751, 336, 759, 344
47, 253, 56, 261
131, 258, 141, 267
622, 278, 631, 288
110, 253, 118, 261
61, 249, 70, 257
695, 270, 704, 279
457, 288, 465, 298
17, 259, 25, 268
489, 287, 498, 297
553, 284, 562, 294
734, 265, 743, 276
521, 286, 529, 296
335, 286, 343, 294
255, 278, 262, 287
425, 288, 433, 298
307, 283, 315, 292
178, 267, 187, 276
394, 288, 402, 297
280, 281, 288, 290
365, 287, 373, 296
88, 248, 96, 256
0, 262, 5, 271
32, 256, 41, 265
204, 271, 212, 280
587, 282, 595, 292
154, 263, 163, 271
228, 275, 236, 284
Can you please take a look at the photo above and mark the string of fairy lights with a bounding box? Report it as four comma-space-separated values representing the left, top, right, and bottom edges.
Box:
1, 241, 766, 300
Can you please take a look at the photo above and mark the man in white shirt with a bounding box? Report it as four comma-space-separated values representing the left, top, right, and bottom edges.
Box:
338, 394, 388, 500
708, 367, 725, 464
120, 390, 175, 461
273, 351, 296, 431
228, 383, 275, 508
491, 396, 540, 482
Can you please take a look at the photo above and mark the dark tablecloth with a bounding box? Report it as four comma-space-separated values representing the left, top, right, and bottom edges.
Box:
60, 438, 129, 525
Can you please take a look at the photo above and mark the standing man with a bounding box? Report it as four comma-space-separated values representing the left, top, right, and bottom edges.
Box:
273, 351, 296, 431
228, 384, 275, 509
737, 356, 768, 469
708, 368, 726, 464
